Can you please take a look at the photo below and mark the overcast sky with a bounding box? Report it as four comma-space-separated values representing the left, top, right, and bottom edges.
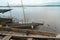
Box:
0, 0, 60, 6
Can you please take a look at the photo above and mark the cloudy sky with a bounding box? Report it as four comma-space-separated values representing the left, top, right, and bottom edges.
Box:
0, 0, 60, 6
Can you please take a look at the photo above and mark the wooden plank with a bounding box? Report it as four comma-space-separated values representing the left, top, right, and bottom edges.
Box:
3, 27, 57, 37
2, 35, 12, 40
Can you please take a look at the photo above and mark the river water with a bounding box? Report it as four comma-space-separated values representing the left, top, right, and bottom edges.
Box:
0, 7, 60, 33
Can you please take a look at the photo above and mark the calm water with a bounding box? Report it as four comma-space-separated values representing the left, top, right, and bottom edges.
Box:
0, 7, 60, 33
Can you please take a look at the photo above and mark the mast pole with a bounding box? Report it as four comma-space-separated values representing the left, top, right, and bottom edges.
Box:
7, 2, 12, 18
21, 0, 26, 23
